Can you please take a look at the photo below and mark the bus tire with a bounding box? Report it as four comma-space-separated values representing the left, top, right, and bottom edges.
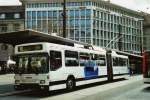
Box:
66, 77, 75, 91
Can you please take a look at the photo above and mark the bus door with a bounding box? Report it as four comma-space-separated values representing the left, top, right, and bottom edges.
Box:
106, 50, 113, 81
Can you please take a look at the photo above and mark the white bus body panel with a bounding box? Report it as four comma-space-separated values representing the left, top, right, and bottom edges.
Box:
144, 78, 150, 84
14, 74, 49, 85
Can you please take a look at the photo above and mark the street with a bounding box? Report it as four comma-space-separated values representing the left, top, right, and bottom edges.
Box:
0, 74, 149, 100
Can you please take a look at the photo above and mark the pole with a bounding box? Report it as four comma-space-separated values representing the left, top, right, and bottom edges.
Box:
106, 49, 113, 81
118, 24, 122, 51
62, 0, 66, 38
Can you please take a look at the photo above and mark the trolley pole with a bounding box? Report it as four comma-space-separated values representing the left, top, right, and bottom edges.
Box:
106, 49, 113, 81
62, 0, 66, 38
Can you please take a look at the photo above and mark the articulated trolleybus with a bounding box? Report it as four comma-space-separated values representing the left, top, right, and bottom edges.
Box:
14, 42, 129, 91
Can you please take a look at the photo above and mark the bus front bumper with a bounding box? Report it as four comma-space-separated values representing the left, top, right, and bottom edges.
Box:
14, 84, 49, 91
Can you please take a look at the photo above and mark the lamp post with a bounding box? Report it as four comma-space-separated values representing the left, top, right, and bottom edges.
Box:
62, 0, 66, 38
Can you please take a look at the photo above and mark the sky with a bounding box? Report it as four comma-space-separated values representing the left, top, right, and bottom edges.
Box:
0, 0, 149, 13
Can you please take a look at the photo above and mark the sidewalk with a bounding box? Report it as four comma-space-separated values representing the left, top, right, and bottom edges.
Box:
0, 74, 15, 94
0, 74, 14, 85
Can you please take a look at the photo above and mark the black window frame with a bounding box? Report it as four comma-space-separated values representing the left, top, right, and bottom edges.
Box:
14, 53, 49, 74
65, 50, 79, 67
79, 52, 90, 66
95, 54, 106, 66
50, 50, 62, 71
113, 57, 119, 66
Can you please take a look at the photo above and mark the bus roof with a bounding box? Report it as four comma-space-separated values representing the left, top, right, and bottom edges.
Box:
15, 42, 106, 55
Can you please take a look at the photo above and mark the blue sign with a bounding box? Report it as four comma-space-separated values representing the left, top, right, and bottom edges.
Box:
84, 60, 98, 79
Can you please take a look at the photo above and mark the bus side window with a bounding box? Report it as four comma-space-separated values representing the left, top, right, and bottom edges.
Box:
50, 51, 62, 71
79, 53, 90, 66
113, 57, 118, 66
96, 54, 106, 66
118, 58, 126, 67
65, 50, 79, 67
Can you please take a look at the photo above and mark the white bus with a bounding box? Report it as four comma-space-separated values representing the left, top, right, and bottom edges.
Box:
14, 42, 129, 91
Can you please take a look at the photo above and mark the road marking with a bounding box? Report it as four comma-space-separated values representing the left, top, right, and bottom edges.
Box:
0, 89, 32, 97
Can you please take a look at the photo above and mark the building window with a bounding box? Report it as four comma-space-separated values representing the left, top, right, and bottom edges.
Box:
13, 24, 20, 31
14, 13, 20, 19
0, 24, 8, 32
32, 11, 36, 19
75, 10, 79, 17
86, 28, 91, 37
0, 14, 5, 19
27, 11, 32, 20
81, 9, 85, 17
1, 44, 8, 50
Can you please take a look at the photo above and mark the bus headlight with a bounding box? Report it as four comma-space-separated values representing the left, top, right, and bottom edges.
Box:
40, 80, 45, 84
15, 80, 20, 84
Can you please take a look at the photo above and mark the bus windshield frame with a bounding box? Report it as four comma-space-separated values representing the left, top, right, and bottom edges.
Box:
14, 53, 49, 74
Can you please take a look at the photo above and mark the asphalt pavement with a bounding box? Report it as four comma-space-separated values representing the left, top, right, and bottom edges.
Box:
0, 74, 146, 100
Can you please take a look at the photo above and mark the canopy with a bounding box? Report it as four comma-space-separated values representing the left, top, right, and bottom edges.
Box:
0, 29, 91, 47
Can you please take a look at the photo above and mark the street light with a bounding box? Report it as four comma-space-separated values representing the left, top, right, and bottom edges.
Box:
62, 0, 66, 38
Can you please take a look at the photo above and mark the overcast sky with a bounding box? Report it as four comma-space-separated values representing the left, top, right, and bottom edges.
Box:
0, 0, 149, 13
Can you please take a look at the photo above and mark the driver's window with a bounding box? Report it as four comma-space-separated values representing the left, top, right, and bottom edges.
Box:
50, 51, 62, 71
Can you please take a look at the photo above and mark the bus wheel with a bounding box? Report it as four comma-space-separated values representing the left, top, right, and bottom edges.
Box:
66, 78, 75, 91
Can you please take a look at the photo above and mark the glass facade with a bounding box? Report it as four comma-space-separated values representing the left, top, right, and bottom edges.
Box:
25, 1, 143, 54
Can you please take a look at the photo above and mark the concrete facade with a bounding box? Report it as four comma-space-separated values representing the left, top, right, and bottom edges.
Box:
0, 6, 25, 62
143, 13, 150, 51
20, 0, 143, 55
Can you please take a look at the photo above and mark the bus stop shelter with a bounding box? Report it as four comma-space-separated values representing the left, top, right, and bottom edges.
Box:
0, 30, 93, 73
0, 30, 91, 47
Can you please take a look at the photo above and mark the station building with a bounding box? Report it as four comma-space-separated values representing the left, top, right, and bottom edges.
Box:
0, 6, 24, 65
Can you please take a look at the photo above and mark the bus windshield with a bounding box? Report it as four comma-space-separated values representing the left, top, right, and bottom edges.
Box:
14, 53, 49, 74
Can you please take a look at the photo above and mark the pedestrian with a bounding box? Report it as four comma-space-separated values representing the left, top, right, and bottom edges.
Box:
128, 65, 132, 76
131, 64, 135, 75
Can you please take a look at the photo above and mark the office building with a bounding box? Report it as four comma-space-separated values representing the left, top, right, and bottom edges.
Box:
20, 0, 143, 55
143, 13, 150, 51
0, 6, 25, 63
